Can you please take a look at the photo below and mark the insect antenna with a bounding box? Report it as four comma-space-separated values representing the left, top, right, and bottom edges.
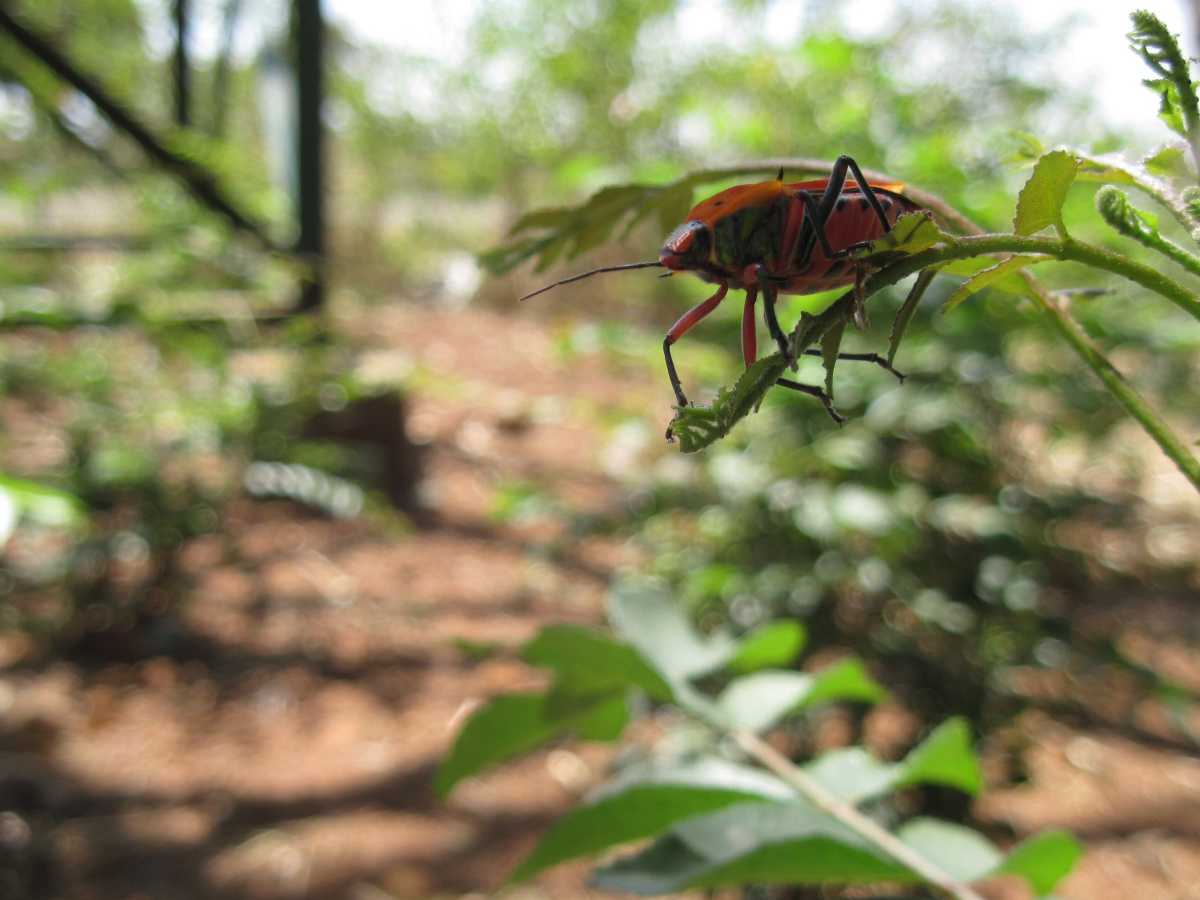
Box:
518, 261, 663, 301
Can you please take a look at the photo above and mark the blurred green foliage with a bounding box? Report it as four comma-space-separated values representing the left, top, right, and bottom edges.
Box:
0, 3, 1198, 893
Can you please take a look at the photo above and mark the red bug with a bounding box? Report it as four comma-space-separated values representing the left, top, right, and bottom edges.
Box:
520, 155, 921, 421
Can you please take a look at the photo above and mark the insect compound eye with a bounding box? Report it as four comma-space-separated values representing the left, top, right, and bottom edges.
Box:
660, 221, 711, 270
664, 221, 697, 254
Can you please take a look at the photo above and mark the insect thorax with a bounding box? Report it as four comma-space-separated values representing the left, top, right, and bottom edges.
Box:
711, 197, 787, 272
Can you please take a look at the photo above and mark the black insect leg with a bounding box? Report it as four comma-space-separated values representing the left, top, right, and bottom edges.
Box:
759, 278, 792, 363
818, 155, 892, 235
800, 349, 905, 381
775, 378, 846, 424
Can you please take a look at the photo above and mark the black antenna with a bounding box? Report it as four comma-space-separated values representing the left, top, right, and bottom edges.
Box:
776, 167, 784, 181
518, 261, 663, 301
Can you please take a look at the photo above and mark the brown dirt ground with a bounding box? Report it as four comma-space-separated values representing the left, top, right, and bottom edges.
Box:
2, 303, 1199, 899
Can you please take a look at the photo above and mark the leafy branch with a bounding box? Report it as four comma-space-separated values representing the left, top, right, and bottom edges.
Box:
671, 152, 1200, 492
438, 582, 1081, 898
1129, 9, 1200, 175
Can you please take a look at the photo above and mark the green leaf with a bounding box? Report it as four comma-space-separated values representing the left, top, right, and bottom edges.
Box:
728, 621, 806, 674
717, 672, 816, 732
1144, 144, 1192, 179
995, 831, 1084, 895
668, 356, 784, 453
593, 801, 905, 893
900, 819, 1081, 895
803, 748, 899, 803
860, 211, 946, 257
1146, 77, 1188, 136
1014, 150, 1080, 237
803, 716, 982, 804
656, 183, 696, 233
0, 475, 86, 536
512, 759, 791, 882
1073, 154, 1141, 187
820, 318, 846, 398
607, 581, 736, 682
716, 658, 884, 732
435, 692, 627, 797
896, 718, 983, 795
573, 693, 631, 740
1007, 131, 1046, 165
595, 803, 1080, 896
508, 205, 572, 235
888, 268, 936, 364
942, 255, 1046, 314
522, 625, 674, 701
799, 657, 887, 709
898, 818, 1001, 883
1129, 12, 1199, 140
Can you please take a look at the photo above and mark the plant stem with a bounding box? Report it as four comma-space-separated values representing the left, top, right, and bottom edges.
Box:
1019, 274, 1200, 491
1077, 152, 1200, 235
864, 232, 1200, 324
733, 730, 987, 900
672, 158, 1200, 489
862, 239, 1200, 492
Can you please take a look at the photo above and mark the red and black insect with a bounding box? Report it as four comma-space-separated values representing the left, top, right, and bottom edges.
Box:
520, 155, 921, 420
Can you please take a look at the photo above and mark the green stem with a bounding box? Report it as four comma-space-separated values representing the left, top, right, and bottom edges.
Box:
667, 159, 1200, 490
735, 731, 987, 900
1019, 274, 1200, 491
861, 234, 1200, 492
1077, 153, 1200, 236
864, 233, 1200, 324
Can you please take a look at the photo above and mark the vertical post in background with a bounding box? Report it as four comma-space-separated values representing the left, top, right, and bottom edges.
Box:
172, 0, 191, 127
294, 0, 325, 313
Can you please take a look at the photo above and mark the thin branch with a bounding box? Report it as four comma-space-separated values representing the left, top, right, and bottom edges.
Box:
859, 234, 1200, 491
1076, 152, 1200, 236
734, 730, 987, 900
861, 232, 1200, 324
0, 5, 283, 254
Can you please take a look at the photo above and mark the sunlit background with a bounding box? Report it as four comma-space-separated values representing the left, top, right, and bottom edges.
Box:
2, 1, 1200, 898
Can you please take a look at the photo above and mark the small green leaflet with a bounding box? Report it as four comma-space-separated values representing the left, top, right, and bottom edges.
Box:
888, 268, 935, 365
510, 759, 792, 882
1013, 150, 1080, 237
668, 355, 786, 454
715, 658, 885, 733
521, 624, 674, 701
941, 255, 1047, 314
592, 811, 1081, 896
607, 580, 738, 682
434, 692, 628, 797
593, 802, 1080, 896
859, 211, 946, 258
727, 620, 806, 674
820, 318, 846, 398
805, 717, 983, 803
1143, 144, 1192, 179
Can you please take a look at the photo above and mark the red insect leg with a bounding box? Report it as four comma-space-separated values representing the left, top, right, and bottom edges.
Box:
741, 287, 758, 367
662, 282, 729, 407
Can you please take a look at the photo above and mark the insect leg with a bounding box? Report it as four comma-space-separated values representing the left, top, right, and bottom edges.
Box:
760, 278, 791, 362
819, 155, 891, 234
663, 282, 729, 407
741, 286, 758, 367
775, 378, 846, 424
800, 349, 905, 381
